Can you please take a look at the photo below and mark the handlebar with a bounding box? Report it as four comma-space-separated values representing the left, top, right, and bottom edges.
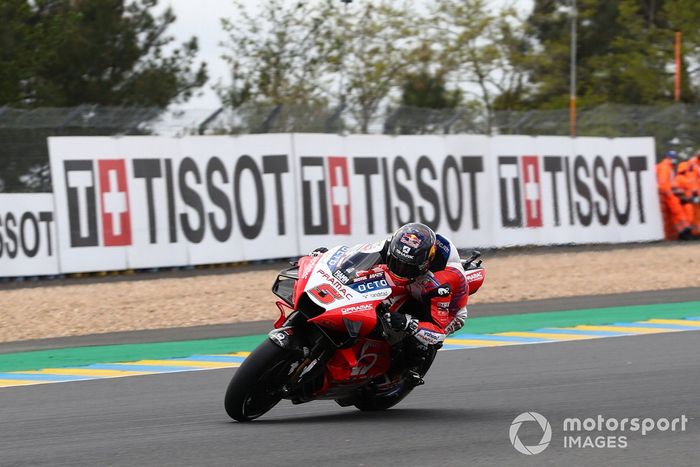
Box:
461, 250, 481, 269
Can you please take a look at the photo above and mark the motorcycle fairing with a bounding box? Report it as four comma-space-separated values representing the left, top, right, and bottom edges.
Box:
464, 267, 486, 295
292, 253, 323, 308
323, 339, 391, 385
303, 246, 393, 308
307, 299, 384, 338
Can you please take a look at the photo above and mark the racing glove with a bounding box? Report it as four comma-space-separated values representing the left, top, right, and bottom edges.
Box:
444, 308, 469, 335
385, 312, 419, 335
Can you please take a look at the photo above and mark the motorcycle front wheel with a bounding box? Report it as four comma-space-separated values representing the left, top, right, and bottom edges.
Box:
224, 339, 293, 422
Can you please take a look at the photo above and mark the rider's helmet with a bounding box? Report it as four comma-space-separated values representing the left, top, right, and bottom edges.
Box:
386, 223, 437, 280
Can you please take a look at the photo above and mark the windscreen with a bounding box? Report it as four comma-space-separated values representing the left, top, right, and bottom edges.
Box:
334, 250, 383, 283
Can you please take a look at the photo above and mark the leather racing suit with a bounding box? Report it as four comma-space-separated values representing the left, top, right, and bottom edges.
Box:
348, 233, 469, 345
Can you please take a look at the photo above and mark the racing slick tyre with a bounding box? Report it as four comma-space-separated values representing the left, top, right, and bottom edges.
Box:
224, 338, 293, 422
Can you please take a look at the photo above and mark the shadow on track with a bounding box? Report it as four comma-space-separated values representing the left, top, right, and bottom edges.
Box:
227, 407, 503, 425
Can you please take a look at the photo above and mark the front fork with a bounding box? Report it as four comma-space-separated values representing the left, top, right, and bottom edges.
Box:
267, 314, 334, 401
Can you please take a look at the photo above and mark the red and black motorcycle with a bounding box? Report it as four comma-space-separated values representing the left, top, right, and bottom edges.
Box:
224, 244, 485, 421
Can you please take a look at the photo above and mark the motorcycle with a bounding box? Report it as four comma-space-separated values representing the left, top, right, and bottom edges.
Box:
224, 244, 486, 422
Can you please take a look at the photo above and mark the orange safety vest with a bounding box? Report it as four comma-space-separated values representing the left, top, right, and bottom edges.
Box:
656, 158, 678, 194
676, 161, 694, 197
689, 156, 700, 195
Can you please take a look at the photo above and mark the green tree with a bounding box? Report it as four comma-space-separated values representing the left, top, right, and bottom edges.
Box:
0, 0, 207, 108
0, 0, 41, 106
661, 0, 700, 100
526, 0, 613, 108
429, 0, 532, 131
337, 1, 416, 133
525, 0, 698, 108
218, 0, 334, 108
401, 70, 461, 109
400, 43, 462, 109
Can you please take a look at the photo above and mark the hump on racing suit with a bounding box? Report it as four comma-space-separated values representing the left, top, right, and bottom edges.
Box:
430, 234, 462, 272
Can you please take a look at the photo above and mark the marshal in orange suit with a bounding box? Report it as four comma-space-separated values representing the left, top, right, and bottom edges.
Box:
656, 151, 691, 240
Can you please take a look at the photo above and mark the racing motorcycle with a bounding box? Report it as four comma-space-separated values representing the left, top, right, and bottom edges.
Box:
224, 244, 485, 422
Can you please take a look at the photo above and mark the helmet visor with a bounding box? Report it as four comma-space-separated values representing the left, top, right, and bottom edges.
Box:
387, 254, 423, 279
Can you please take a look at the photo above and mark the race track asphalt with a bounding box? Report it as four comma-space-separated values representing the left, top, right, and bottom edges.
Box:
1, 330, 698, 466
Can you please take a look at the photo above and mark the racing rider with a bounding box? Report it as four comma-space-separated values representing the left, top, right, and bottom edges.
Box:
357, 223, 470, 386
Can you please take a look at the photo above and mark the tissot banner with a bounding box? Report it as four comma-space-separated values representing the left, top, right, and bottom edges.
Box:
46, 134, 662, 274
291, 134, 495, 253
0, 193, 59, 277
489, 136, 661, 246
48, 135, 298, 273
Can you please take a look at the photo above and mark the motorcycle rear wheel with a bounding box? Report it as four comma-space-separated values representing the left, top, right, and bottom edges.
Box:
224, 339, 292, 422
354, 345, 438, 411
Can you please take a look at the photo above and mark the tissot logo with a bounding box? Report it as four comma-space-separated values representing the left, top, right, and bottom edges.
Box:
64, 159, 132, 247
43, 135, 660, 276
301, 156, 352, 235
300, 155, 485, 236
498, 154, 649, 229
61, 155, 291, 248
98, 159, 132, 246
499, 156, 542, 228
328, 157, 351, 235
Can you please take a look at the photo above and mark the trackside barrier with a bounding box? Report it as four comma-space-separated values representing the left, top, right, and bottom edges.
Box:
0, 194, 59, 277
0, 134, 663, 277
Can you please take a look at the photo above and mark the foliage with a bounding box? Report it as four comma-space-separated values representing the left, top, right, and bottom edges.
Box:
218, 0, 418, 133
334, 1, 417, 132
525, 0, 699, 107
0, 0, 207, 108
401, 0, 533, 131
218, 0, 335, 108
400, 70, 462, 109
399, 38, 462, 110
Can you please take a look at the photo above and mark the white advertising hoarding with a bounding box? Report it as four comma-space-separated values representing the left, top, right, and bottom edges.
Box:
0, 194, 59, 277
291, 134, 661, 252
488, 135, 662, 246
48, 135, 299, 273
291, 134, 495, 253
45, 134, 662, 275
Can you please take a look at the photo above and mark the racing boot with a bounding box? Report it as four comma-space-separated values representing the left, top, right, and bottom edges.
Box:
405, 369, 425, 388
